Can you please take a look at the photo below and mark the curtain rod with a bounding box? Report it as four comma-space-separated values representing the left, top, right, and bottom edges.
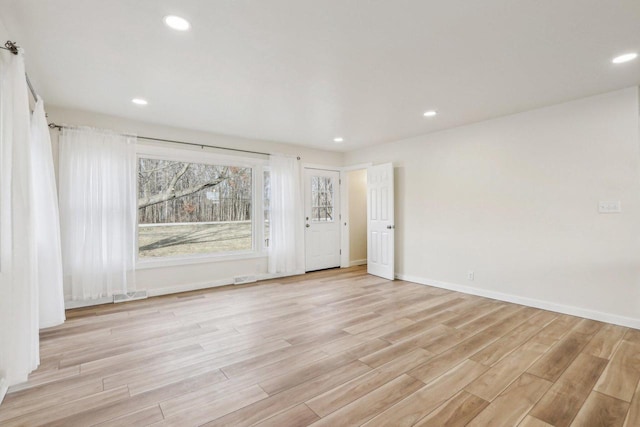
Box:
2, 41, 38, 101
48, 123, 300, 159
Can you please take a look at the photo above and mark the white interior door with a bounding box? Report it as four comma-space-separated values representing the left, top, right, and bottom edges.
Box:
304, 168, 341, 272
367, 163, 395, 280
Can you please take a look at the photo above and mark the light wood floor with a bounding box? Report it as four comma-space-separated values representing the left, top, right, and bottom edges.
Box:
1, 266, 639, 426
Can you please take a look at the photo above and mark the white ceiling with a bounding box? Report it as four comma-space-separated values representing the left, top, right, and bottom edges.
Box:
2, 0, 640, 151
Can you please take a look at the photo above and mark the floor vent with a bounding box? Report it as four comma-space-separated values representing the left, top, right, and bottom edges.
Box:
113, 290, 148, 303
234, 275, 257, 285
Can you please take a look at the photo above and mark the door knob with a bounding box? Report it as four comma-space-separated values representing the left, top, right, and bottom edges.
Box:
386, 225, 395, 229
306, 224, 310, 228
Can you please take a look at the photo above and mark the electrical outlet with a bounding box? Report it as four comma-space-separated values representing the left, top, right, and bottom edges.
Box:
598, 201, 621, 213
467, 271, 474, 281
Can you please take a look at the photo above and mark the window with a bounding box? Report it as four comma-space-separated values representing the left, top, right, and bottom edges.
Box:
311, 175, 334, 222
137, 157, 254, 258
263, 169, 270, 247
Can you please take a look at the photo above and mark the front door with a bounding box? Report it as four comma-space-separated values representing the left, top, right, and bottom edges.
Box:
304, 168, 341, 272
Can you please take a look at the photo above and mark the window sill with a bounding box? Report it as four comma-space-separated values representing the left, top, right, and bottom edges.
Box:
136, 251, 268, 270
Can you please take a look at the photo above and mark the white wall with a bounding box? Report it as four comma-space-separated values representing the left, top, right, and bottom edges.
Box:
348, 169, 367, 265
43, 89, 640, 327
0, 16, 9, 41
46, 106, 344, 299
345, 87, 640, 327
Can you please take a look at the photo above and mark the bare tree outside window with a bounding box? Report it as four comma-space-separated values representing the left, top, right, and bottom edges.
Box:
311, 176, 334, 222
137, 158, 252, 258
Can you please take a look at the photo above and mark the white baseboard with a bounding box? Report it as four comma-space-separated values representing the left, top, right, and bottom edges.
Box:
40, 316, 66, 330
0, 378, 7, 406
63, 270, 307, 306
257, 270, 305, 281
65, 296, 113, 309
146, 278, 235, 297
396, 273, 640, 330
349, 259, 367, 267
146, 270, 306, 298
65, 291, 148, 309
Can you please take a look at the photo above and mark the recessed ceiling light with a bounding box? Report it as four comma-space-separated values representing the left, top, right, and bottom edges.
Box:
131, 98, 148, 105
163, 15, 191, 31
423, 110, 437, 117
612, 52, 638, 64
333, 137, 344, 143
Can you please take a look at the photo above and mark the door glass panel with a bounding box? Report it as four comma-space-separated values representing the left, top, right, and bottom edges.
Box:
311, 176, 334, 222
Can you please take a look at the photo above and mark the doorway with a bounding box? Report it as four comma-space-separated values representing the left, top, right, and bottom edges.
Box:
346, 169, 367, 267
304, 168, 341, 272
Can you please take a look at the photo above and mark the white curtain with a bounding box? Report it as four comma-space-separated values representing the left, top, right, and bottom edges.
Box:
59, 127, 137, 301
0, 48, 39, 401
268, 154, 304, 275
30, 98, 65, 328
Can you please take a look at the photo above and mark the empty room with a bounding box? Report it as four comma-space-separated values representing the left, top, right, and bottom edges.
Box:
1, 1, 640, 426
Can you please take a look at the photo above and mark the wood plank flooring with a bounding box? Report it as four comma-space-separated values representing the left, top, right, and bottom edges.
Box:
1, 266, 639, 426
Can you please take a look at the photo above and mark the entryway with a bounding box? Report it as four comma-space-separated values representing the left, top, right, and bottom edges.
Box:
304, 168, 341, 272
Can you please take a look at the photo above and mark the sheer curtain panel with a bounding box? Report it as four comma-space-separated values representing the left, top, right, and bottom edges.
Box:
30, 98, 65, 328
0, 48, 40, 403
268, 154, 304, 275
59, 127, 137, 301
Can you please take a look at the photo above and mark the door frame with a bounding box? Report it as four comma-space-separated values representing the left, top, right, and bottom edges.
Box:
301, 162, 373, 272
338, 163, 373, 269
302, 163, 344, 271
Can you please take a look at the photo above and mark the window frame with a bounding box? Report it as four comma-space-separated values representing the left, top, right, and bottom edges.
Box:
263, 166, 271, 249
135, 143, 269, 269
310, 175, 336, 223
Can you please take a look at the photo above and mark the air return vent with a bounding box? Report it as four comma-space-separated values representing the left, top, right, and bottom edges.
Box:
113, 290, 148, 303
234, 276, 257, 285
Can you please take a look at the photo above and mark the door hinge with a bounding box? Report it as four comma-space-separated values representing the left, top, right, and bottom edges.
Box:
339, 179, 342, 185
340, 249, 342, 255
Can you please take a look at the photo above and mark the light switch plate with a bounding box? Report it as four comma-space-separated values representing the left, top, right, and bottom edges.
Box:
598, 201, 621, 213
